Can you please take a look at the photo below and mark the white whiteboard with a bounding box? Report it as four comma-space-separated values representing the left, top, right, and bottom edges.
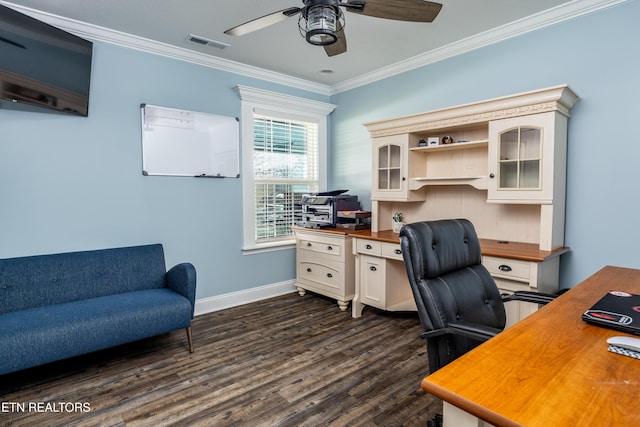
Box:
141, 104, 239, 178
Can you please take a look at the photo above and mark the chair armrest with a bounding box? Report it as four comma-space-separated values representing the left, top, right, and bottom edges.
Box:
421, 320, 501, 342
502, 290, 556, 305
166, 262, 197, 317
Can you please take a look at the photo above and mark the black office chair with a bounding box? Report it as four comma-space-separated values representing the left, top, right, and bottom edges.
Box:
399, 219, 556, 374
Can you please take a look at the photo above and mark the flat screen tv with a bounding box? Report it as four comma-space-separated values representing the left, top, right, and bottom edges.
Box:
0, 4, 92, 116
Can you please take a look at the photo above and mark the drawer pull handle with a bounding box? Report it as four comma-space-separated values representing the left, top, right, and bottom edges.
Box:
370, 266, 377, 271
394, 249, 402, 255
306, 242, 312, 247
306, 268, 312, 273
365, 244, 373, 250
327, 246, 333, 251
327, 273, 333, 278
499, 265, 512, 272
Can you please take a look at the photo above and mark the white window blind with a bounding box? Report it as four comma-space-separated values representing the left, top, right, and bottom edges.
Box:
253, 115, 319, 242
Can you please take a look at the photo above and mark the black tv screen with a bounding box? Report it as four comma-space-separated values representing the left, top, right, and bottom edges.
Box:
0, 4, 92, 116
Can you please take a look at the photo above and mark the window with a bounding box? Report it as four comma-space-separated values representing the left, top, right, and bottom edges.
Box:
236, 86, 336, 252
253, 115, 318, 241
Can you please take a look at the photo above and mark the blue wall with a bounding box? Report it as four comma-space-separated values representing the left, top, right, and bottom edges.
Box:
329, 0, 639, 288
1, 1, 637, 303
0, 42, 329, 300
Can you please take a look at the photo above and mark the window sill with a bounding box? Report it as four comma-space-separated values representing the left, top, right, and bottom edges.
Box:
242, 239, 296, 255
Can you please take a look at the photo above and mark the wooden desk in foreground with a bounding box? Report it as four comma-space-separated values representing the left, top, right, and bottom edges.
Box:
421, 265, 640, 427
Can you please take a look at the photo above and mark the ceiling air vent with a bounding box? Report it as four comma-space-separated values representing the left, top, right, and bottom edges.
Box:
186, 34, 230, 50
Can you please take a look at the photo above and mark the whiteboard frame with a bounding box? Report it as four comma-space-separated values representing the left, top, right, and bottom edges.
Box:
141, 104, 240, 178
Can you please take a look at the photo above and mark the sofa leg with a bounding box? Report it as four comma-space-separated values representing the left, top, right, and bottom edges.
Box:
186, 327, 194, 353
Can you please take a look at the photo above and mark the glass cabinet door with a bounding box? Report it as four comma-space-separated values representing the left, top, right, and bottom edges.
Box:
371, 134, 425, 202
498, 126, 542, 190
377, 144, 402, 190
488, 111, 556, 204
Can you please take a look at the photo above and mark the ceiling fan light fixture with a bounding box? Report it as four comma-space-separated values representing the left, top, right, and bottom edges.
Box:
302, 3, 340, 46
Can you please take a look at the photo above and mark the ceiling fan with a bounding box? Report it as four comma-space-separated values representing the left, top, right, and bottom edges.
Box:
224, 0, 442, 57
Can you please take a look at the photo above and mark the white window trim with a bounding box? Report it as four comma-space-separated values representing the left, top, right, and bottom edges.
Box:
235, 85, 336, 254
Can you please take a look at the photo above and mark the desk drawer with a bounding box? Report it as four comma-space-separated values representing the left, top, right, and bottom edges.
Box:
381, 242, 404, 261
355, 239, 382, 256
483, 256, 530, 283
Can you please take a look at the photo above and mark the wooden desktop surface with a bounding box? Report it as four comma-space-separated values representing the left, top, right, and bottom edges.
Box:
347, 229, 569, 262
422, 265, 640, 427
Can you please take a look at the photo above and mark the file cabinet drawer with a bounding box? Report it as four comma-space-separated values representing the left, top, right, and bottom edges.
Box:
297, 235, 343, 258
298, 259, 343, 291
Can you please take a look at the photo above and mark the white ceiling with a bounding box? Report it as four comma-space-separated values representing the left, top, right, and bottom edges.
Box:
0, 1, 622, 93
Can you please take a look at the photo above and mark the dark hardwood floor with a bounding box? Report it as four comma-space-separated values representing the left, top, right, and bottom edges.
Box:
0, 292, 441, 426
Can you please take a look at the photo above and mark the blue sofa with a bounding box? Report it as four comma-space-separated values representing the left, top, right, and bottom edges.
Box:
0, 244, 196, 375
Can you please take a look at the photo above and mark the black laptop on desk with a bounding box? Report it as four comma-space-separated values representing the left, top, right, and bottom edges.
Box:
582, 290, 640, 335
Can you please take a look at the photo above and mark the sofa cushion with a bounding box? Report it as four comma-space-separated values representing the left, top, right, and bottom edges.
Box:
0, 244, 167, 314
0, 288, 191, 375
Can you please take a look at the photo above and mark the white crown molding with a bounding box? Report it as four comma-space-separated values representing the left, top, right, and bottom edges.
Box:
329, 0, 631, 94
2, 0, 630, 97
234, 85, 336, 117
363, 84, 579, 137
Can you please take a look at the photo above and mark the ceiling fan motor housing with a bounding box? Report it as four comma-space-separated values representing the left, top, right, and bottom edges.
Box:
302, 0, 342, 45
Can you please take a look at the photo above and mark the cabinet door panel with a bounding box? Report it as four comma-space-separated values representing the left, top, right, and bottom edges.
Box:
360, 255, 386, 309
488, 112, 558, 203
372, 135, 412, 201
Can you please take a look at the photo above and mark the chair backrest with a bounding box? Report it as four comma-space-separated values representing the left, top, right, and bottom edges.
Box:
399, 219, 506, 372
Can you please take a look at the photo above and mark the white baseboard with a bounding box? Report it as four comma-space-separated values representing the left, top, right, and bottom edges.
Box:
194, 280, 297, 316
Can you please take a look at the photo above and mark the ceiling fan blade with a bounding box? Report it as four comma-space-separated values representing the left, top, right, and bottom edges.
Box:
0, 36, 26, 49
224, 7, 301, 36
324, 21, 347, 57
347, 0, 442, 23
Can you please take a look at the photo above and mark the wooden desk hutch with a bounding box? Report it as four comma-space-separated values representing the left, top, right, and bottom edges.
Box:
296, 85, 579, 326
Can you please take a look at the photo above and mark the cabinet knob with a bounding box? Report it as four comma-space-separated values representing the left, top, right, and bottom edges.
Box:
394, 249, 402, 255
306, 268, 312, 273
402, 177, 406, 181
306, 242, 312, 247
489, 173, 495, 179
365, 244, 373, 250
498, 264, 512, 272
327, 273, 333, 278
370, 266, 377, 271
327, 246, 333, 251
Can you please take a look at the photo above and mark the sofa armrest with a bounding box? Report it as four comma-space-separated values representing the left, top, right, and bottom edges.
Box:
166, 262, 197, 318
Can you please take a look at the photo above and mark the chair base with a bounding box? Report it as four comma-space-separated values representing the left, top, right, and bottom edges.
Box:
427, 413, 443, 427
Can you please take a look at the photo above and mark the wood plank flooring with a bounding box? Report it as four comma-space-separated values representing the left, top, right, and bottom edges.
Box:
0, 292, 441, 426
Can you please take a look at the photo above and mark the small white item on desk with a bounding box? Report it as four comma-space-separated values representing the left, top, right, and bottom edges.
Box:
392, 212, 404, 233
607, 336, 640, 359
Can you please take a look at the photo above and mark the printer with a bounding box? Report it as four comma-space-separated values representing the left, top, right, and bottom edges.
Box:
298, 190, 360, 229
